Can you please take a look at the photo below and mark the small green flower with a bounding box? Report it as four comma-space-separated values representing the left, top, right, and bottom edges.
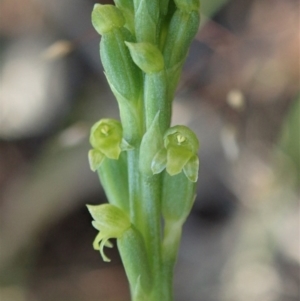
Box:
88, 119, 132, 171
152, 125, 199, 182
87, 204, 131, 262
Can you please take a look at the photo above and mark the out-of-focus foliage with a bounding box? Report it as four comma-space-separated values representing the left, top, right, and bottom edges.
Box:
201, 0, 230, 21
277, 95, 300, 185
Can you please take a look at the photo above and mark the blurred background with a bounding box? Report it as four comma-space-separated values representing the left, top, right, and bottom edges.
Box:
0, 0, 299, 300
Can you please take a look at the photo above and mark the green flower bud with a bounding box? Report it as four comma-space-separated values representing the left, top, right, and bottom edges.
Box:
134, 0, 159, 43
151, 148, 167, 174
151, 125, 200, 182
92, 4, 125, 35
100, 28, 142, 108
125, 42, 164, 73
88, 119, 133, 171
163, 9, 200, 99
163, 10, 200, 69
114, 0, 135, 34
174, 0, 200, 12
93, 4, 143, 145
183, 154, 199, 183
87, 204, 131, 262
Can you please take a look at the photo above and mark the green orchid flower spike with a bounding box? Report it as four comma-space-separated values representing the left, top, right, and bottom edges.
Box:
87, 1, 201, 300
88, 118, 132, 171
152, 125, 200, 182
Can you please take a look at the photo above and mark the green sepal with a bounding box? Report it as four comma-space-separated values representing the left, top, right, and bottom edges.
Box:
88, 149, 105, 171
120, 138, 134, 151
162, 171, 196, 223
183, 154, 199, 182
139, 112, 163, 176
87, 204, 131, 262
89, 119, 123, 160
92, 4, 125, 35
151, 148, 167, 174
125, 42, 164, 73
117, 226, 153, 293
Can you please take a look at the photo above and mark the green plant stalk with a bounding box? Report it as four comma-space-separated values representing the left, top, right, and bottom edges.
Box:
141, 174, 163, 299
127, 149, 143, 229
118, 225, 153, 296
97, 153, 129, 213
144, 70, 170, 132
141, 67, 171, 300
128, 150, 166, 301
127, 118, 165, 300
160, 171, 196, 300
